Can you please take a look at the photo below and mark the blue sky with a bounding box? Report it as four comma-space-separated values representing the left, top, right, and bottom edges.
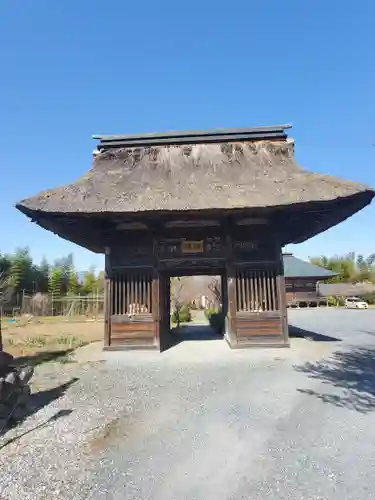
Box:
1, 0, 374, 272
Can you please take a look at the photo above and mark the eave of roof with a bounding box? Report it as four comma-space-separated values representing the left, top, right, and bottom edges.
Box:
283, 254, 338, 278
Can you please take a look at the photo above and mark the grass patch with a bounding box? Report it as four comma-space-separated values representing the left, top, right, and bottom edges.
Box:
56, 335, 80, 346
24, 335, 48, 347
2, 318, 103, 365
4, 335, 92, 366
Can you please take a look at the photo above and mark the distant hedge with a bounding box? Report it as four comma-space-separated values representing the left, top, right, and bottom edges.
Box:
359, 292, 375, 305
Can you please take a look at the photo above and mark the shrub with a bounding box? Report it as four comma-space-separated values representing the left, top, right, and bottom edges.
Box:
208, 312, 225, 334
204, 307, 217, 320
171, 304, 192, 324
359, 292, 375, 305
180, 305, 192, 323
327, 296, 345, 307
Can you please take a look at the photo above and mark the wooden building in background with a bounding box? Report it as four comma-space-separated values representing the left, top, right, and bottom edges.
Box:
16, 126, 375, 350
283, 253, 337, 306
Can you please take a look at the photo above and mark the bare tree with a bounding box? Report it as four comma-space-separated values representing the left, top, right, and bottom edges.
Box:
208, 278, 221, 310
0, 273, 13, 351
170, 277, 184, 328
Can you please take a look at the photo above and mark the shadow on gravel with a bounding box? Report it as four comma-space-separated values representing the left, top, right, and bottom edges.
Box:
172, 325, 222, 342
27, 377, 79, 416
0, 409, 73, 450
161, 324, 223, 352
289, 325, 341, 342
296, 347, 375, 413
359, 330, 375, 337
14, 349, 76, 367
0, 377, 79, 446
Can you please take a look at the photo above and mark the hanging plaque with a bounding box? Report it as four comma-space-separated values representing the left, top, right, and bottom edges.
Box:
181, 240, 204, 254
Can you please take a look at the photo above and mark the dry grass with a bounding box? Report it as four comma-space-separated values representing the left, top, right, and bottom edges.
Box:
2, 316, 103, 361
88, 417, 122, 453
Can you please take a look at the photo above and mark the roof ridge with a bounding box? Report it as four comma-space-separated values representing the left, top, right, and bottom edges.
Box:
94, 125, 292, 149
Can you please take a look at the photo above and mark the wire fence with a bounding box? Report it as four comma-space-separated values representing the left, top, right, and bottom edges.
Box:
7, 292, 105, 318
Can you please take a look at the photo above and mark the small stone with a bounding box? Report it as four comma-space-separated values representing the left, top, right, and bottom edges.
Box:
19, 366, 34, 385
5, 371, 18, 385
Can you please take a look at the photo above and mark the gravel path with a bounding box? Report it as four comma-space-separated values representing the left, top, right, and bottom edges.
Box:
1, 309, 375, 499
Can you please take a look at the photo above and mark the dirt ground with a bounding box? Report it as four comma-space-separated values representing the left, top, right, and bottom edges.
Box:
1, 317, 103, 363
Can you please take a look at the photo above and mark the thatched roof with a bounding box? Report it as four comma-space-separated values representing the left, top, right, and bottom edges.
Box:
15, 125, 375, 251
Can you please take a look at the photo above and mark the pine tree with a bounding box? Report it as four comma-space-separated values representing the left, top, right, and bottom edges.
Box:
0, 273, 13, 350
48, 268, 64, 298
81, 268, 99, 295
54, 253, 76, 294
0, 253, 11, 275
38, 256, 50, 293
9, 247, 33, 293
67, 268, 79, 295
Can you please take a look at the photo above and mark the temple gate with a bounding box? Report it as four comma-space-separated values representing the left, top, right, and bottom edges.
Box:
16, 125, 375, 351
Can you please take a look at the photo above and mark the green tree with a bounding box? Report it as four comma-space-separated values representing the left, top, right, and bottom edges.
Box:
0, 253, 11, 275
9, 247, 34, 293
81, 267, 99, 295
37, 256, 50, 293
67, 268, 79, 295
309, 252, 375, 284
53, 253, 75, 294
48, 268, 64, 299
356, 253, 375, 282
97, 270, 105, 294
0, 272, 13, 350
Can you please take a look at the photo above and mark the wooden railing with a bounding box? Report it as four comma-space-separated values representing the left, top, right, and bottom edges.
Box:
111, 273, 153, 315
235, 270, 279, 312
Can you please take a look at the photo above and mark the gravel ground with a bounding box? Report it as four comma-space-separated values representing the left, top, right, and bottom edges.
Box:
1, 309, 375, 499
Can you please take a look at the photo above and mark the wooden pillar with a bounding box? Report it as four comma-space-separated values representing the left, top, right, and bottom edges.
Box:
221, 272, 228, 317
155, 272, 174, 352
104, 252, 111, 348
226, 266, 238, 347
104, 277, 111, 347
277, 254, 289, 345
224, 219, 237, 347
152, 270, 160, 350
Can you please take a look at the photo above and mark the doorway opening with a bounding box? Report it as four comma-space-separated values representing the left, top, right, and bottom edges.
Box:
159, 270, 228, 352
